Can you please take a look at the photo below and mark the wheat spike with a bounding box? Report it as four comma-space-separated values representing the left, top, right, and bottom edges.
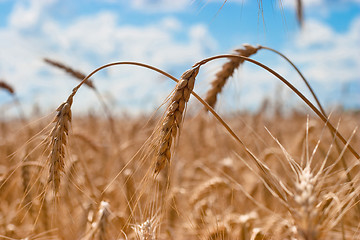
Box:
133, 219, 156, 240
48, 95, 73, 193
204, 44, 259, 109
292, 165, 319, 239
44, 58, 95, 89
154, 67, 199, 174
0, 80, 15, 95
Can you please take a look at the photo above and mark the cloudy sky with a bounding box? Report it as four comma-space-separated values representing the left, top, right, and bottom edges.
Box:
0, 0, 359, 117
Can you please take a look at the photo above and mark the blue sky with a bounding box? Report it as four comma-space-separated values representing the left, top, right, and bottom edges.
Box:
0, 0, 359, 117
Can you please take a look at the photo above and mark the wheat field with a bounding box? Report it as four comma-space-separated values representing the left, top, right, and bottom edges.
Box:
1, 1, 360, 238
1, 40, 360, 239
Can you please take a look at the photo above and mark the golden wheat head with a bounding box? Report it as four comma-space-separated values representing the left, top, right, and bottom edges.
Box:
0, 80, 15, 95
154, 67, 199, 174
48, 96, 73, 193
44, 58, 95, 89
204, 44, 259, 109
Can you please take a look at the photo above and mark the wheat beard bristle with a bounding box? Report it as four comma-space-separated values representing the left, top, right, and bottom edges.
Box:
154, 67, 199, 174
204, 44, 259, 109
48, 97, 73, 193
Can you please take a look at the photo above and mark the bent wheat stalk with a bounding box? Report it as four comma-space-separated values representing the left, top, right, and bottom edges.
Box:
258, 45, 325, 115
45, 58, 358, 196
194, 54, 360, 160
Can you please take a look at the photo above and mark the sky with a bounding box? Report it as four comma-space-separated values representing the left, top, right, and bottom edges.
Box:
0, 0, 359, 118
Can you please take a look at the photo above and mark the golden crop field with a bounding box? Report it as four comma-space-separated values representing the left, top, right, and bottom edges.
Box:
1, 43, 360, 240
1, 2, 360, 240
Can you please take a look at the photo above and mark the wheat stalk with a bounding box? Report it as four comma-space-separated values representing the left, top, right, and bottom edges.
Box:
21, 156, 34, 217
154, 67, 199, 174
122, 169, 136, 217
204, 44, 259, 109
81, 201, 111, 240
194, 54, 360, 160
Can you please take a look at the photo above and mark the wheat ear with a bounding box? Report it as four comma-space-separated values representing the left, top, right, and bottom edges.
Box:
44, 58, 95, 89
204, 44, 259, 109
0, 79, 28, 122
133, 219, 156, 240
0, 80, 15, 95
48, 95, 73, 193
154, 67, 199, 174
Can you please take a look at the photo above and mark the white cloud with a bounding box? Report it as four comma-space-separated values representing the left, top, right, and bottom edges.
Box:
283, 0, 322, 8
40, 13, 216, 66
9, 0, 56, 29
1, 0, 359, 116
294, 19, 333, 47
105, 0, 245, 13
128, 0, 191, 12
0, 8, 217, 115
286, 17, 360, 84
